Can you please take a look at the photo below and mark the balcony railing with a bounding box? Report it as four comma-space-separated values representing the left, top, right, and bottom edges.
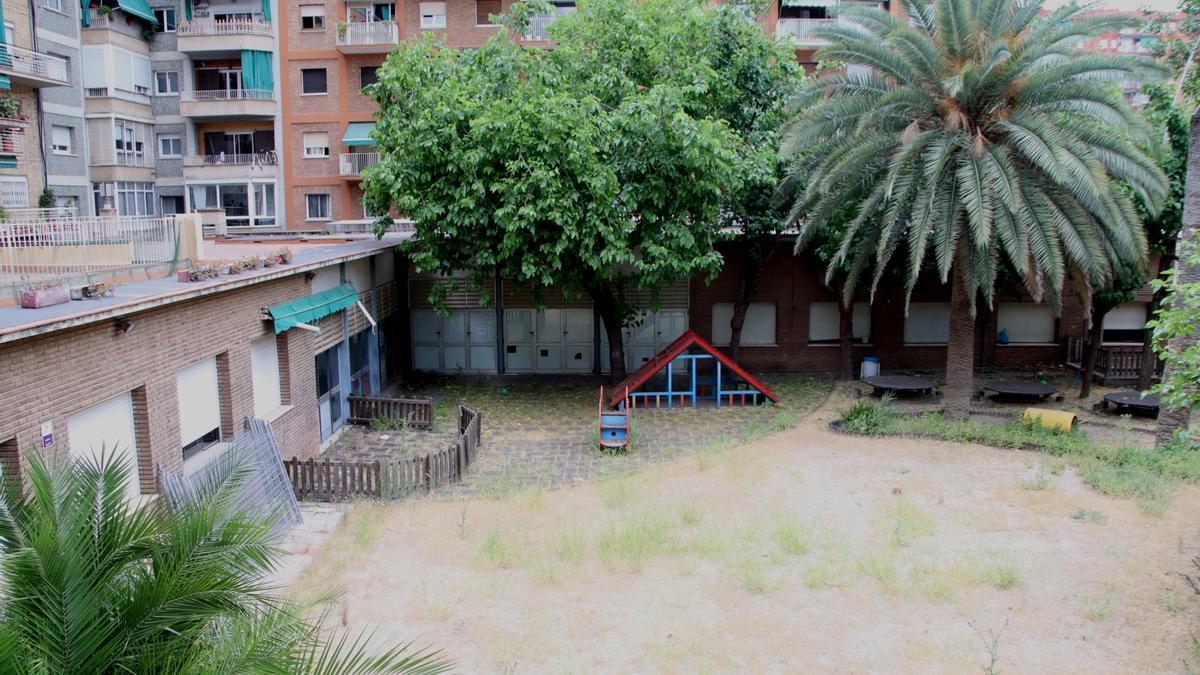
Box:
0, 215, 183, 289
85, 8, 113, 26
339, 152, 380, 176
177, 18, 273, 36
183, 89, 274, 101
0, 127, 25, 158
522, 15, 556, 41
185, 151, 278, 167
775, 18, 836, 44
336, 21, 399, 47
0, 43, 70, 84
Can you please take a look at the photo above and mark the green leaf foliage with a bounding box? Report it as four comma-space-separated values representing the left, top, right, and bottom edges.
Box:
781, 0, 1170, 314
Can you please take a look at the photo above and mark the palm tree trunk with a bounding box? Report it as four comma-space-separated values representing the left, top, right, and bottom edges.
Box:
944, 256, 975, 421
1155, 113, 1200, 445
1079, 309, 1107, 399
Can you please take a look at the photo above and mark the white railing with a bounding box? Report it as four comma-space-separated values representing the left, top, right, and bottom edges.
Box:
775, 18, 836, 44
85, 8, 113, 26
186, 151, 278, 167
0, 127, 25, 158
183, 89, 274, 102
3, 206, 77, 221
0, 43, 70, 84
522, 15, 556, 41
0, 215, 181, 287
177, 18, 273, 36
339, 152, 380, 176
336, 21, 398, 47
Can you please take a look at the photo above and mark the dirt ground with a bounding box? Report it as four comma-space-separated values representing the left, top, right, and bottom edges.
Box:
291, 397, 1200, 674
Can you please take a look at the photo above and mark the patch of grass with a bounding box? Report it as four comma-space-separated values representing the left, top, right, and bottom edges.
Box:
1070, 508, 1108, 524
597, 475, 640, 510
857, 549, 901, 595
597, 511, 676, 572
1020, 462, 1057, 491
1082, 593, 1115, 621
732, 556, 771, 594
838, 402, 1200, 514
981, 557, 1023, 590
677, 502, 705, 527
772, 516, 814, 557
890, 495, 935, 547
802, 555, 854, 589
480, 525, 513, 569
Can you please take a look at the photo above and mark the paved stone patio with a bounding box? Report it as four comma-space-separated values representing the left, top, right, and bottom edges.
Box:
326, 374, 833, 495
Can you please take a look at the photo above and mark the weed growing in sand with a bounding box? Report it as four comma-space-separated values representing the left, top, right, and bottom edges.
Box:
598, 476, 640, 510
981, 557, 1023, 590
733, 556, 771, 594
772, 516, 814, 557
858, 549, 901, 595
890, 495, 935, 547
1083, 593, 1115, 620
677, 502, 705, 527
802, 555, 854, 589
969, 618, 1008, 675
1020, 463, 1057, 491
458, 501, 469, 539
480, 525, 513, 568
1070, 508, 1108, 524
597, 511, 676, 571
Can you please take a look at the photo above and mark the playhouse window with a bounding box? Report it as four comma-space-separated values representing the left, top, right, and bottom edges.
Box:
710, 303, 775, 346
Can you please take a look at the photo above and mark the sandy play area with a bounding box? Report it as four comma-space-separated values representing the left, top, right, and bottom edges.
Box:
290, 401, 1200, 673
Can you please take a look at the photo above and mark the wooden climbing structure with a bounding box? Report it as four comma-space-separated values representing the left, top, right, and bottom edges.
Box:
604, 329, 778, 410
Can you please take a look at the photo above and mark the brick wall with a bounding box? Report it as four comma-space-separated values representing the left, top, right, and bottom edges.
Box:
0, 274, 322, 491
691, 243, 1099, 374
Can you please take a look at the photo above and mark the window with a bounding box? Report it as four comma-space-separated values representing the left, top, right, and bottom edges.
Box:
300, 4, 326, 29
67, 393, 141, 498
154, 71, 179, 95
113, 119, 148, 166
419, 2, 446, 27
158, 134, 182, 158
176, 357, 222, 460
0, 177, 29, 207
995, 303, 1055, 344
1102, 302, 1148, 344
42, 0, 63, 12
306, 193, 331, 220
476, 0, 501, 25
301, 68, 327, 94
97, 181, 155, 216
711, 303, 776, 346
903, 303, 951, 344
160, 195, 184, 215
4, 22, 13, 45
55, 195, 79, 212
303, 131, 330, 158
154, 7, 176, 30
51, 125, 74, 155
360, 66, 379, 89
251, 334, 283, 417
808, 302, 871, 344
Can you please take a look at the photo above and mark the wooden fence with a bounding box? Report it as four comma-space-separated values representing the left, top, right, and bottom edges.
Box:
285, 404, 482, 501
347, 395, 433, 429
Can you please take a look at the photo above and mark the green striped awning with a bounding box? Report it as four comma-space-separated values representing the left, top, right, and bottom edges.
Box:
267, 284, 358, 334
117, 0, 158, 24
780, 0, 840, 6
342, 122, 376, 147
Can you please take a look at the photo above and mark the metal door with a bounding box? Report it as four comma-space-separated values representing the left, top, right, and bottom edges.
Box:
411, 309, 440, 371
563, 309, 592, 371
504, 309, 534, 371
536, 309, 563, 370
442, 311, 467, 371
468, 309, 496, 372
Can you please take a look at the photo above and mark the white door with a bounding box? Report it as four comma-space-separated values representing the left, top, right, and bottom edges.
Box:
442, 311, 467, 371
535, 309, 562, 371
505, 309, 534, 371
468, 309, 496, 371
563, 309, 592, 371
411, 309, 439, 371
67, 392, 139, 497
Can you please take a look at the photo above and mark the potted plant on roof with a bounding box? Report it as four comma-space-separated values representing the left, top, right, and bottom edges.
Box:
336, 20, 348, 39
19, 280, 70, 309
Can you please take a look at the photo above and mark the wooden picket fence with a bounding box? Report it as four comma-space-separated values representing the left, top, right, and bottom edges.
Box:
347, 395, 433, 429
285, 404, 482, 501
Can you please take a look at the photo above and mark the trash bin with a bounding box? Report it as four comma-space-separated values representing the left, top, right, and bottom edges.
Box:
860, 357, 880, 380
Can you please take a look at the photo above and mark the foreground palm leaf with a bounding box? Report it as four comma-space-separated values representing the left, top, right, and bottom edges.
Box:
782, 0, 1169, 418
0, 451, 451, 674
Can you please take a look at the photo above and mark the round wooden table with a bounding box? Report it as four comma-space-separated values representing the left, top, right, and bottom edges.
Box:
1102, 391, 1160, 417
982, 380, 1059, 401
862, 375, 935, 398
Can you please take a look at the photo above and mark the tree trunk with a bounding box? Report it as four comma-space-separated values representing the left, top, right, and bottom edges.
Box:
944, 257, 976, 421
838, 301, 855, 381
1079, 309, 1107, 399
1156, 113, 1200, 445
584, 278, 627, 381
728, 244, 774, 362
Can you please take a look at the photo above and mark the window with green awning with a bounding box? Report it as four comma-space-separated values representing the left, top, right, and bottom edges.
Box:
342, 122, 376, 147
266, 284, 359, 334
117, 0, 159, 24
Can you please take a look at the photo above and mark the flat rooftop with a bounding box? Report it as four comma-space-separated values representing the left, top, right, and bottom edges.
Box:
0, 233, 410, 345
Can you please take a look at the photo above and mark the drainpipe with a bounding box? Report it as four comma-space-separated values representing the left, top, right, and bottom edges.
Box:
29, 0, 50, 198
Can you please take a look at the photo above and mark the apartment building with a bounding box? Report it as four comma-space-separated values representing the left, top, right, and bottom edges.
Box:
71, 0, 284, 226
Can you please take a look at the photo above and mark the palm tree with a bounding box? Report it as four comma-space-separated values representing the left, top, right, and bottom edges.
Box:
782, 0, 1169, 419
0, 451, 452, 674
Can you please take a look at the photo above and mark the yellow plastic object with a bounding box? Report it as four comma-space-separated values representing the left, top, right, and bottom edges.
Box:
1023, 408, 1077, 433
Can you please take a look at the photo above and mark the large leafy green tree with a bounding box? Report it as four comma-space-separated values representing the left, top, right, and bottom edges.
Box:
781, 0, 1169, 419
365, 0, 770, 379
0, 452, 450, 674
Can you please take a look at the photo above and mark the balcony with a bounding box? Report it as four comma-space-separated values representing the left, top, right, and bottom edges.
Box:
521, 15, 556, 42
183, 151, 279, 180
0, 44, 70, 88
775, 18, 835, 47
339, 152, 380, 178
180, 89, 275, 119
177, 19, 274, 55
336, 21, 399, 53
0, 126, 26, 159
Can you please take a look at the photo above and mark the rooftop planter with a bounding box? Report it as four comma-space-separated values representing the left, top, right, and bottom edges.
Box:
19, 282, 70, 309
